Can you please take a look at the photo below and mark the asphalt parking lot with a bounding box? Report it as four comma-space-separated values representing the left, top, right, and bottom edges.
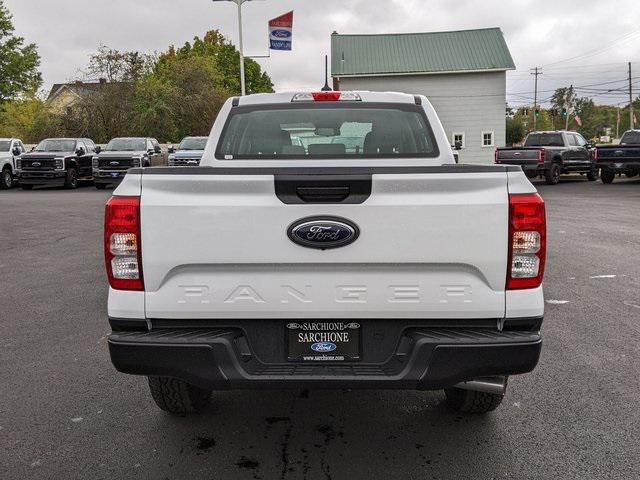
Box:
1, 177, 639, 480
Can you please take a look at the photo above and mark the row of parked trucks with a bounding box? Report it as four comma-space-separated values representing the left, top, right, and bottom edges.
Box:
0, 136, 208, 190
2, 131, 639, 190
495, 129, 640, 185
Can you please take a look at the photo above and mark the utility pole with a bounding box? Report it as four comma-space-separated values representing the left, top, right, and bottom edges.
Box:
565, 85, 574, 131
531, 67, 542, 130
617, 104, 621, 139
629, 62, 634, 130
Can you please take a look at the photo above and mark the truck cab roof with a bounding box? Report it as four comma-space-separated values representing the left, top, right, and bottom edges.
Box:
235, 91, 419, 106
202, 90, 454, 168
528, 131, 576, 135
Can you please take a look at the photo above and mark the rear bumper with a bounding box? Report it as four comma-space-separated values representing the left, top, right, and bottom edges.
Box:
597, 161, 640, 172
18, 170, 66, 185
496, 161, 541, 173
108, 321, 543, 390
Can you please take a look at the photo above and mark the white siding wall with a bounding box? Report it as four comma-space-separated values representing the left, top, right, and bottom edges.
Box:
337, 72, 506, 164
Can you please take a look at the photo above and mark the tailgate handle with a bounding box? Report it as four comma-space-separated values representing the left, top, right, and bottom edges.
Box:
296, 186, 350, 203
274, 174, 372, 204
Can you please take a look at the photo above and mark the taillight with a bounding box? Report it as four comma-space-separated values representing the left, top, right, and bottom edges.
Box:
104, 196, 144, 291
291, 92, 362, 102
593, 148, 598, 162
507, 193, 546, 290
538, 149, 545, 163
312, 91, 342, 101
494, 149, 499, 163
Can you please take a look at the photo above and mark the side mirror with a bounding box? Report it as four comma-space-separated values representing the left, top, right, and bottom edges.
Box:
76, 147, 85, 156
168, 146, 175, 154
31, 146, 35, 152
95, 145, 102, 154
154, 145, 162, 154
454, 141, 463, 151
12, 147, 21, 156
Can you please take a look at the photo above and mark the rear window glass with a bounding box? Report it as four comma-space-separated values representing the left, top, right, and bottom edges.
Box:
105, 138, 146, 151
179, 137, 208, 150
35, 139, 76, 152
216, 103, 439, 159
524, 134, 564, 147
620, 131, 640, 144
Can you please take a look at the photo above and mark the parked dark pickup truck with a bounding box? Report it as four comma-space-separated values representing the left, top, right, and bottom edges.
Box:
495, 131, 598, 185
595, 130, 640, 184
18, 138, 97, 190
93, 137, 162, 189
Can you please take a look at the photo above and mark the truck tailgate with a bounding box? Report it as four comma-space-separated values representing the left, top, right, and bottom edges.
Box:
597, 146, 640, 160
496, 149, 540, 166
140, 171, 509, 320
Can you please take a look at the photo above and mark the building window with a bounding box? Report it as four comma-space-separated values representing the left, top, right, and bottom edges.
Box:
482, 131, 494, 148
452, 132, 465, 149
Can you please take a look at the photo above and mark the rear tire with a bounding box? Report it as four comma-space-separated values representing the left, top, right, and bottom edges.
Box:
148, 376, 211, 415
544, 164, 561, 185
21, 184, 33, 190
601, 169, 615, 184
444, 387, 505, 414
587, 167, 599, 182
0, 167, 13, 189
64, 168, 78, 189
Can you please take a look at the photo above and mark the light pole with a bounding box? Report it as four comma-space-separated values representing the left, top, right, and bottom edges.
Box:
212, 0, 260, 96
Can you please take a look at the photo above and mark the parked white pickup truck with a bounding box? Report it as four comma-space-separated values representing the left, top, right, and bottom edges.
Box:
0, 138, 26, 189
105, 91, 546, 415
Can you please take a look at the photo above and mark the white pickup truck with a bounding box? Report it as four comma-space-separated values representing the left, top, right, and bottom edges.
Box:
105, 91, 546, 416
0, 138, 26, 189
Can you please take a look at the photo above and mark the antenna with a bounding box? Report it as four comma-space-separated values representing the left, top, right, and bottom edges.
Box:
321, 55, 332, 91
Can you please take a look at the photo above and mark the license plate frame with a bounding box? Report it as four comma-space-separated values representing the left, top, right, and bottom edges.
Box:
286, 322, 361, 362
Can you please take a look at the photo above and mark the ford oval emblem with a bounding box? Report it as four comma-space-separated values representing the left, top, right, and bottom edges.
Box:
272, 29, 292, 38
288, 216, 359, 250
311, 342, 337, 353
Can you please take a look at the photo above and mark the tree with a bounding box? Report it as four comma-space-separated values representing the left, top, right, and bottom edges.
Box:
178, 30, 274, 96
62, 82, 137, 142
506, 116, 525, 145
0, 95, 62, 141
134, 30, 274, 141
85, 45, 154, 82
0, 0, 41, 102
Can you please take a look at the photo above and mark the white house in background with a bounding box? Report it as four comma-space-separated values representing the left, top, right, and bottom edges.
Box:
331, 28, 516, 163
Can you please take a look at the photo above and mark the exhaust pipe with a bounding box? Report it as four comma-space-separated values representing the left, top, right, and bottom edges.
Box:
453, 376, 507, 395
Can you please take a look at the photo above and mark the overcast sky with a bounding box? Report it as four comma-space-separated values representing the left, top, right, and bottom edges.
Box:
5, 0, 640, 106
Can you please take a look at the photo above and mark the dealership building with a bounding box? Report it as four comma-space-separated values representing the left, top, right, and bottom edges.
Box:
331, 28, 515, 163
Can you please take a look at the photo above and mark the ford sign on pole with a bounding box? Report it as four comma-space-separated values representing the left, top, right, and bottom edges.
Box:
269, 11, 293, 51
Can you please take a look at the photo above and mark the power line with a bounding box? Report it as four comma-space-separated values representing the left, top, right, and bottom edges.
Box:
541, 29, 640, 67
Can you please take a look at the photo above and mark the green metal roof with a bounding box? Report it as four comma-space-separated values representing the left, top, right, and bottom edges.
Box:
331, 28, 515, 77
